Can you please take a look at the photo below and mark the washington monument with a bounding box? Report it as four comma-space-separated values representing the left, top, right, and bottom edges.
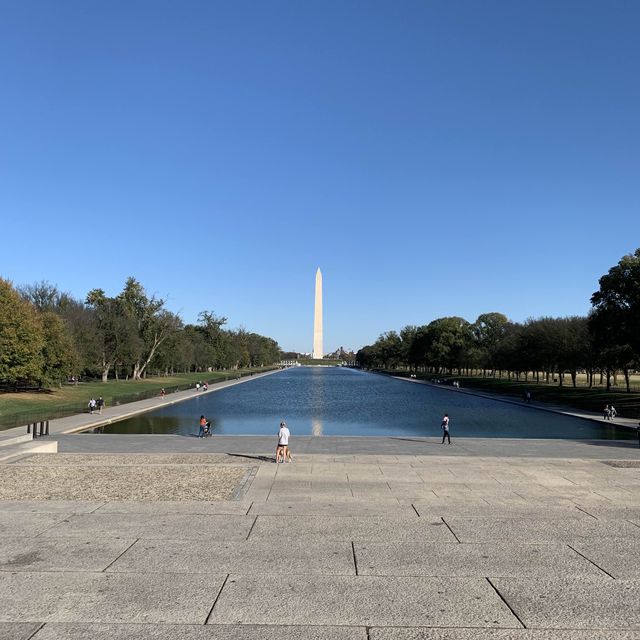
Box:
313, 267, 323, 359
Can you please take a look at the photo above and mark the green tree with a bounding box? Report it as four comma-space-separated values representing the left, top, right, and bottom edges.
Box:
406, 325, 431, 370
590, 248, 640, 391
39, 311, 78, 386
399, 325, 419, 370
356, 345, 377, 369
117, 277, 182, 379
0, 279, 44, 386
473, 312, 509, 375
85, 288, 132, 382
14, 279, 107, 385
424, 317, 473, 373
555, 317, 590, 388
86, 279, 182, 381
197, 310, 228, 369
376, 331, 403, 369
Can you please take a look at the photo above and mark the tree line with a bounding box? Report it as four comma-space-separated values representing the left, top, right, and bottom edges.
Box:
357, 249, 640, 392
0, 277, 282, 388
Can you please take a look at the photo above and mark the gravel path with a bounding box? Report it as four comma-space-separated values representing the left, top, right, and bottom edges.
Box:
14, 454, 246, 466
0, 454, 255, 501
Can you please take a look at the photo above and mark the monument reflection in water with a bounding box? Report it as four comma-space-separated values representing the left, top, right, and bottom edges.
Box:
98, 367, 632, 440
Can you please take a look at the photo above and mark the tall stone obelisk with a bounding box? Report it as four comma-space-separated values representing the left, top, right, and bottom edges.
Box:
312, 267, 323, 359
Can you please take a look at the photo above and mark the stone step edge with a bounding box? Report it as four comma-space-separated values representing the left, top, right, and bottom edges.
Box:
0, 439, 58, 463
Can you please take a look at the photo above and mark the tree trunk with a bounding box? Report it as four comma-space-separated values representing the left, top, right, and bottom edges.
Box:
606, 368, 611, 391
571, 370, 577, 387
624, 368, 630, 393
100, 354, 112, 382
133, 331, 169, 380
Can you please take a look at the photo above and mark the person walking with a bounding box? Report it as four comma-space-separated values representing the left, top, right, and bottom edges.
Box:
97, 396, 104, 414
276, 420, 290, 463
88, 398, 96, 414
603, 405, 611, 420
160, 388, 165, 399
198, 415, 208, 438
441, 414, 451, 444
610, 405, 617, 419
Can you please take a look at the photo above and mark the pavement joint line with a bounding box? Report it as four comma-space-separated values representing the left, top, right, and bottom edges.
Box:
626, 519, 640, 530
411, 504, 420, 517
566, 543, 616, 580
204, 573, 230, 625
265, 471, 277, 502
87, 502, 108, 514
486, 577, 526, 629
574, 505, 599, 519
102, 538, 140, 572
245, 515, 258, 541
231, 466, 259, 501
441, 517, 460, 543
365, 626, 372, 640
25, 622, 45, 639
245, 502, 253, 515
33, 514, 74, 539
351, 541, 359, 576
593, 491, 614, 502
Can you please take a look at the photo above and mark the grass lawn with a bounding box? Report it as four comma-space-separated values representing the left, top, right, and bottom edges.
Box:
389, 371, 640, 420
0, 368, 275, 430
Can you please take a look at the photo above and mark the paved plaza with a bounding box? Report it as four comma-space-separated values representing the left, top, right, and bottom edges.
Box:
1, 435, 640, 638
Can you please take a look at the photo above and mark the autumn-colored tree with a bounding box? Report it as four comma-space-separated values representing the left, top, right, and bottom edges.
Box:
0, 279, 44, 386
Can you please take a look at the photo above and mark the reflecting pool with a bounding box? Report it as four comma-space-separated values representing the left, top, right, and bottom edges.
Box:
95, 367, 633, 439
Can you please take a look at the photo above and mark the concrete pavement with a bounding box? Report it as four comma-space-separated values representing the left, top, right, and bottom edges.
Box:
1, 435, 640, 638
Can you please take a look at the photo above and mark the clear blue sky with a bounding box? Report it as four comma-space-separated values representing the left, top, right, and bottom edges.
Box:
1, 1, 639, 353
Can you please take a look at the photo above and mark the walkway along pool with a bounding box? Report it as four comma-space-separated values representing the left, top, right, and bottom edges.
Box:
92, 367, 633, 440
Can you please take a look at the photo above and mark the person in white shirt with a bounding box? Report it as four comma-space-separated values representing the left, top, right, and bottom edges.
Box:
441, 414, 451, 444
276, 420, 291, 463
